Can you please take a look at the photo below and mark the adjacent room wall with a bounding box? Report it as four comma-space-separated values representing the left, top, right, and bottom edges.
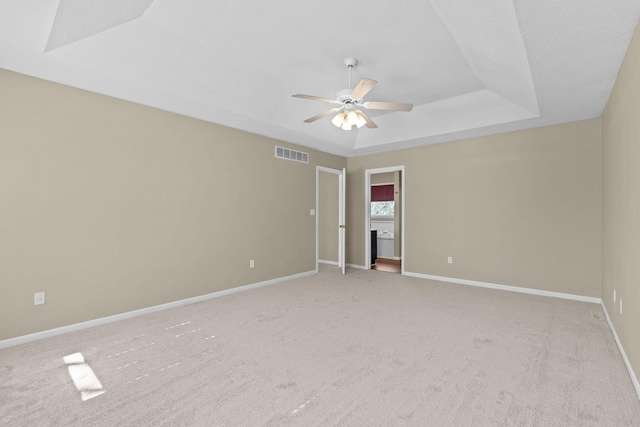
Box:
0, 70, 346, 341
347, 119, 602, 298
602, 19, 640, 387
370, 172, 394, 185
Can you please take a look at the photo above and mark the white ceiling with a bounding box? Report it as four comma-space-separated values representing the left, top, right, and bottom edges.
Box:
1, 1, 639, 157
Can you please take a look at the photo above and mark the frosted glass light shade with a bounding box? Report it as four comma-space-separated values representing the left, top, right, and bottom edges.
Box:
332, 109, 366, 130
347, 110, 358, 125
331, 113, 344, 127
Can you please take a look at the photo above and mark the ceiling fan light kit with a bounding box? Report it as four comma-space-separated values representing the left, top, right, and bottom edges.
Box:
332, 106, 367, 130
292, 58, 413, 131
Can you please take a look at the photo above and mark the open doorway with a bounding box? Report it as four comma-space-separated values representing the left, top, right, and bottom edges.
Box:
365, 166, 405, 274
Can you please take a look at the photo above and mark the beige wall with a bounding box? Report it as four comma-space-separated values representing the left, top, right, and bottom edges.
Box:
602, 20, 640, 385
319, 171, 339, 262
0, 69, 346, 340
371, 172, 394, 184
347, 119, 602, 297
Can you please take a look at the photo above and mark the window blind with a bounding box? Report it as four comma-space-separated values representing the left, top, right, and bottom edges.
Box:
371, 184, 394, 202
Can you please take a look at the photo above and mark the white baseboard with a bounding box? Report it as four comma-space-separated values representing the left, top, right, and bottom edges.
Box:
600, 301, 640, 401
404, 270, 638, 402
0, 270, 316, 349
318, 260, 339, 266
377, 256, 402, 261
5, 268, 638, 403
402, 271, 601, 304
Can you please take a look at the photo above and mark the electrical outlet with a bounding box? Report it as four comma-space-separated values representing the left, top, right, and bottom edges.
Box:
448, 256, 453, 264
34, 292, 45, 306
250, 260, 255, 269
620, 298, 623, 315
613, 289, 616, 303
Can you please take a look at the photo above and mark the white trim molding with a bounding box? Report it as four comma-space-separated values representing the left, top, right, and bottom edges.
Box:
318, 260, 339, 266
600, 301, 640, 401
403, 271, 601, 304
0, 270, 316, 349
346, 263, 368, 270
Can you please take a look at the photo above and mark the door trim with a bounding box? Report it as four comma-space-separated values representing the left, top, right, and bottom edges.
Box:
365, 166, 405, 274
316, 166, 345, 273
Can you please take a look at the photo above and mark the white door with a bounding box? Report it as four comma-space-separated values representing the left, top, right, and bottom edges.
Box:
339, 167, 346, 275
316, 166, 347, 274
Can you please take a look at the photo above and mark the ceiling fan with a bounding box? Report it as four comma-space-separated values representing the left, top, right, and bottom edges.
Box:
292, 58, 413, 131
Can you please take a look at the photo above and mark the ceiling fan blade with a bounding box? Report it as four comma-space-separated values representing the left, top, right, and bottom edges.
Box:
304, 108, 340, 123
363, 101, 413, 112
292, 94, 337, 103
358, 110, 378, 128
350, 79, 377, 100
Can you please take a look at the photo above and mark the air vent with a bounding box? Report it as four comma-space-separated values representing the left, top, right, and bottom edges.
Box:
275, 146, 309, 164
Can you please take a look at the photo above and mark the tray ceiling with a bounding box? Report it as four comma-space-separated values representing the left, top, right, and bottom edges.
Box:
1, 0, 639, 156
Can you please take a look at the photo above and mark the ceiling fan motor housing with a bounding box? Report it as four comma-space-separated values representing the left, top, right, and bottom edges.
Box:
337, 88, 361, 104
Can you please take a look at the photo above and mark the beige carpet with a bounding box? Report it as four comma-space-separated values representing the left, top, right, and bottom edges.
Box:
1, 267, 639, 426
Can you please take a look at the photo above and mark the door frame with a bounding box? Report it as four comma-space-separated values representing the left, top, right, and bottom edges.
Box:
365, 166, 405, 274
316, 166, 345, 273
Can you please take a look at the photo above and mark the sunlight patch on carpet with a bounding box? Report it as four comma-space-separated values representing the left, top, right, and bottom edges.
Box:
63, 352, 106, 401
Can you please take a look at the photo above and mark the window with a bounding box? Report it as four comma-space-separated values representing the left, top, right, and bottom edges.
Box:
371, 201, 394, 218
371, 184, 395, 218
